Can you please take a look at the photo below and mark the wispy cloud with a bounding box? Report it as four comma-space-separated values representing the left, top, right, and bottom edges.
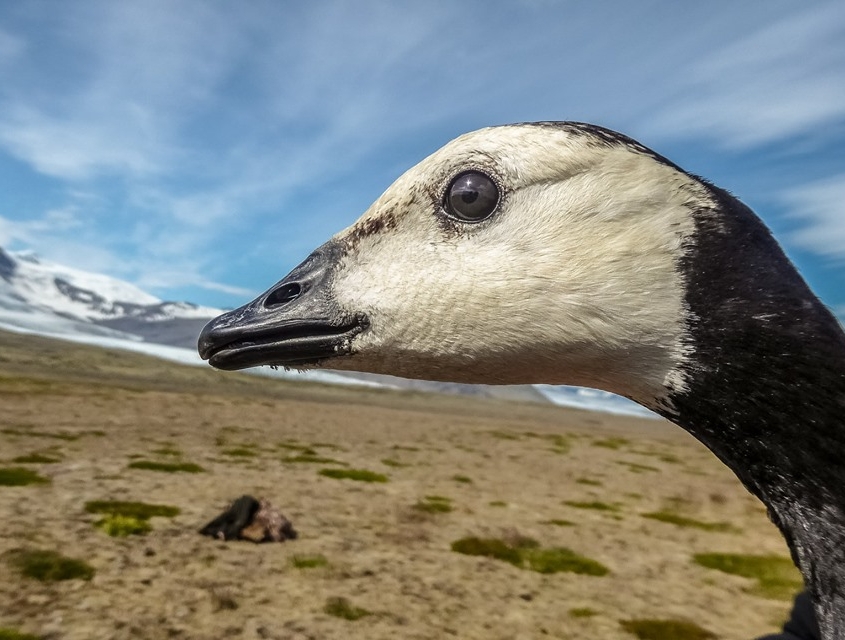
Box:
639, 2, 845, 148
783, 175, 845, 260
0, 1, 243, 180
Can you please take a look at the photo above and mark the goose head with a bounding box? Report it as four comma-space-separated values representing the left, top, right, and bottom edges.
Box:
199, 122, 845, 636
199, 123, 710, 413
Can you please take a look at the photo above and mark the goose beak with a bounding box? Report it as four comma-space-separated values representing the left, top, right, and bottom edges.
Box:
197, 241, 367, 371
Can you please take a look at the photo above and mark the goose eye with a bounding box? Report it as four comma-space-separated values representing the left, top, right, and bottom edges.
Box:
443, 171, 499, 222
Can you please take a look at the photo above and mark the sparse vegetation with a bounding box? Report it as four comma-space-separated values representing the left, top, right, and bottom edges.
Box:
284, 454, 346, 465
564, 500, 618, 512
0, 329, 800, 637
451, 536, 523, 567
452, 474, 472, 484
151, 445, 182, 457
0, 467, 49, 486
319, 468, 388, 483
221, 447, 258, 458
643, 511, 736, 532
381, 458, 409, 467
95, 515, 152, 537
693, 553, 802, 600
451, 536, 608, 576
127, 460, 205, 473
291, 554, 328, 569
11, 453, 61, 464
542, 519, 575, 527
7, 549, 94, 582
525, 547, 609, 576
592, 437, 629, 450
0, 628, 42, 640
620, 618, 715, 640
324, 596, 371, 620
414, 495, 453, 513
85, 500, 180, 536
576, 477, 602, 486
277, 442, 317, 454
546, 434, 571, 454
85, 500, 181, 519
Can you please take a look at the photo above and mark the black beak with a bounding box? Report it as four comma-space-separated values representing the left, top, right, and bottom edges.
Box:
197, 241, 367, 371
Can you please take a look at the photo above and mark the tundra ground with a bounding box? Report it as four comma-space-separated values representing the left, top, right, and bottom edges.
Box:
0, 330, 797, 639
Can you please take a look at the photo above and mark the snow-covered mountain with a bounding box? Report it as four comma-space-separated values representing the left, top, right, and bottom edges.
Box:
0, 246, 221, 348
0, 245, 655, 418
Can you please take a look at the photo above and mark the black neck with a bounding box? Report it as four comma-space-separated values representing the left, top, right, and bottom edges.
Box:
662, 184, 845, 639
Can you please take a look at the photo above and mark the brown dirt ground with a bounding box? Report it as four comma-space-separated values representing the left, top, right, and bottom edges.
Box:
0, 330, 798, 639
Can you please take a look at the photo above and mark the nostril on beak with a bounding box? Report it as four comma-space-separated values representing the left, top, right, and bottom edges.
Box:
263, 282, 302, 309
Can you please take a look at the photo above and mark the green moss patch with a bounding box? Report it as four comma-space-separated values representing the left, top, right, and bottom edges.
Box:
128, 460, 205, 473
319, 468, 387, 483
221, 447, 258, 458
285, 454, 346, 465
151, 445, 182, 457
291, 554, 328, 569
564, 500, 618, 512
620, 619, 715, 640
95, 515, 152, 537
592, 437, 629, 450
525, 547, 609, 575
541, 519, 575, 527
324, 596, 371, 620
1, 428, 79, 441
86, 501, 178, 537
451, 536, 608, 576
11, 453, 61, 464
381, 458, 410, 468
643, 511, 736, 532
85, 500, 180, 519
414, 495, 453, 514
452, 536, 523, 567
576, 477, 602, 486
545, 434, 572, 454
693, 553, 802, 600
7, 549, 94, 582
277, 442, 317, 454
0, 628, 42, 640
0, 467, 49, 486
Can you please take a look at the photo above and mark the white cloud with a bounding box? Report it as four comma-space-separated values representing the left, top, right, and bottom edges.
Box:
639, 2, 845, 148
783, 175, 845, 259
0, 0, 243, 180
0, 207, 83, 246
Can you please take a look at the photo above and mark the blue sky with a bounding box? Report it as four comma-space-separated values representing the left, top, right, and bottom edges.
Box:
0, 1, 843, 314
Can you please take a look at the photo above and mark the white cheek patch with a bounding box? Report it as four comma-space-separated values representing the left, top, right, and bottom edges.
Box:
326, 126, 708, 410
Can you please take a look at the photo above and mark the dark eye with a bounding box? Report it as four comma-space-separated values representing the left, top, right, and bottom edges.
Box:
443, 171, 499, 222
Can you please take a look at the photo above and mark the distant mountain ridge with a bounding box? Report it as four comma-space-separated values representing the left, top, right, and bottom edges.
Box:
0, 246, 220, 348
0, 245, 654, 417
